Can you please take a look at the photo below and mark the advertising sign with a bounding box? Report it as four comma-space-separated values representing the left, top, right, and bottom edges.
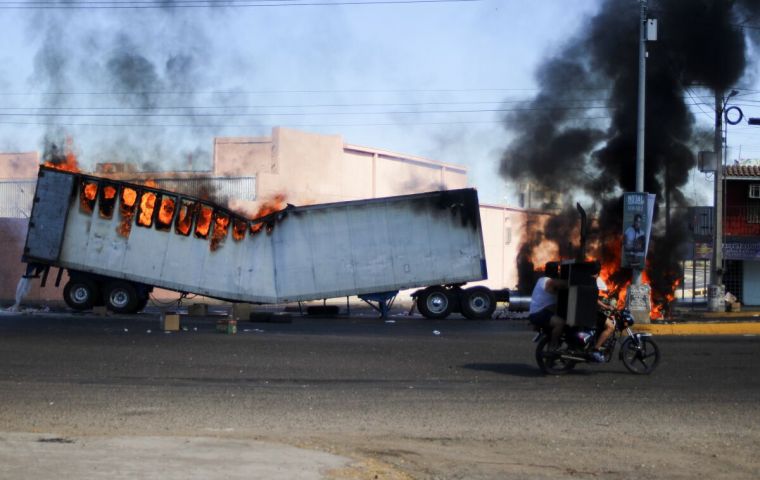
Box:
622, 192, 656, 269
723, 242, 760, 260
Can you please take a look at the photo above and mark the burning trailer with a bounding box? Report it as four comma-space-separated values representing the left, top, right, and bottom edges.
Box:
20, 166, 503, 318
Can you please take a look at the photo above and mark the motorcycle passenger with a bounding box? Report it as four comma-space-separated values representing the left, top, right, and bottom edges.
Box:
591, 262, 615, 363
528, 261, 567, 350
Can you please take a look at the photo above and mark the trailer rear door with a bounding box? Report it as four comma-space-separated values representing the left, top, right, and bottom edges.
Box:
24, 169, 75, 262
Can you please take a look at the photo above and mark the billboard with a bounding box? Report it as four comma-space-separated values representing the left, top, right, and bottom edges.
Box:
622, 192, 656, 269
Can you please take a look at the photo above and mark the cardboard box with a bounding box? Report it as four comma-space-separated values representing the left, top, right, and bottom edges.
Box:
730, 302, 742, 312
161, 313, 180, 331
188, 303, 208, 316
216, 319, 237, 335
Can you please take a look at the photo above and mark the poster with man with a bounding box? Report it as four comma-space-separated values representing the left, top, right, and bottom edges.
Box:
622, 192, 655, 269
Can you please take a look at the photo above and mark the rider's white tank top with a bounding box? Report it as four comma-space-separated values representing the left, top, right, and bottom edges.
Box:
529, 277, 557, 314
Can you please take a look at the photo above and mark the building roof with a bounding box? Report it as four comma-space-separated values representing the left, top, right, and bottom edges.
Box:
725, 164, 760, 178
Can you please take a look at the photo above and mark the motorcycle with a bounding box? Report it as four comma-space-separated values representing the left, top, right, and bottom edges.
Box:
533, 307, 661, 375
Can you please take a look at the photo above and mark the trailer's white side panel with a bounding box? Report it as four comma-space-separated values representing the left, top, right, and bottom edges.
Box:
45, 169, 486, 303
270, 193, 486, 302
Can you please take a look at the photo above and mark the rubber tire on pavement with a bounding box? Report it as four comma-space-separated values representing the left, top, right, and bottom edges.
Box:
104, 281, 140, 314
620, 336, 660, 374
460, 286, 496, 320
535, 336, 576, 375
63, 279, 99, 311
416, 286, 453, 319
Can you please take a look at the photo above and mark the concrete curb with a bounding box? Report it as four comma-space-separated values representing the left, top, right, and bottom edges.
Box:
637, 322, 760, 335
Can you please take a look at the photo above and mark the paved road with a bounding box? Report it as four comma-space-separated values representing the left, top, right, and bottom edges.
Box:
0, 310, 758, 479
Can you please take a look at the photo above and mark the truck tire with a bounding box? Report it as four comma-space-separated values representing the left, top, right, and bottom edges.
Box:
104, 281, 139, 314
417, 286, 453, 319
460, 286, 496, 320
63, 279, 98, 311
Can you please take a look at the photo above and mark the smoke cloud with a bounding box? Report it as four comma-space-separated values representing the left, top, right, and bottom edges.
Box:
28, 3, 218, 172
502, 0, 760, 302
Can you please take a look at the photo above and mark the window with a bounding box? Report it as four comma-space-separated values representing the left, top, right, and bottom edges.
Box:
155, 195, 176, 232
750, 184, 760, 199
175, 199, 196, 236
194, 204, 213, 238
210, 211, 230, 251
117, 186, 138, 237
79, 180, 98, 214
747, 205, 760, 224
136, 189, 158, 228
98, 183, 117, 219
232, 218, 247, 241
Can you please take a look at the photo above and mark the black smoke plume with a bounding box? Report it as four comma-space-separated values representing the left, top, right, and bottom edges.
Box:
29, 2, 216, 171
502, 0, 760, 307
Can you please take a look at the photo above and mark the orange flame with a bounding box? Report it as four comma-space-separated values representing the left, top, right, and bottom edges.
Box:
175, 201, 195, 236
232, 219, 247, 241
592, 236, 678, 320
137, 190, 157, 227
80, 181, 98, 213
43, 138, 81, 173
117, 187, 138, 237
195, 205, 213, 238
98, 185, 117, 219
156, 196, 175, 230
210, 213, 230, 251
249, 194, 286, 235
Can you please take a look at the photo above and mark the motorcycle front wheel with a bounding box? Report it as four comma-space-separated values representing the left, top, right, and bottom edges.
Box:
620, 335, 660, 374
535, 336, 576, 375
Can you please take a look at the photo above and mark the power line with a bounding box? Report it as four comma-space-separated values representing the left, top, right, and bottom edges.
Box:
0, 0, 482, 9
0, 87, 615, 96
0, 116, 612, 129
0, 99, 615, 110
0, 106, 620, 117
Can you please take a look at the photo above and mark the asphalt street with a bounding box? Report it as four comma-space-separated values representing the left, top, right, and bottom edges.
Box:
0, 310, 758, 479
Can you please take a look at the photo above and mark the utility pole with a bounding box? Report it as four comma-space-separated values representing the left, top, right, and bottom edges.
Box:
708, 91, 726, 312
633, 0, 647, 286
625, 0, 653, 324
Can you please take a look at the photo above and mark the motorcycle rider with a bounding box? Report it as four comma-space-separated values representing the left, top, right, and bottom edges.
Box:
528, 261, 567, 350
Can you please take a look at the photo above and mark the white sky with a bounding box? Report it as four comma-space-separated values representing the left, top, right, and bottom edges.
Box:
0, 0, 757, 207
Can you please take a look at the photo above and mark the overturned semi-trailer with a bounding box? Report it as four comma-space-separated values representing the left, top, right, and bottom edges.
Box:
21, 166, 505, 318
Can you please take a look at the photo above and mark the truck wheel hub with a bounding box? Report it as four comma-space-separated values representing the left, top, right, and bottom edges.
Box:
72, 287, 89, 303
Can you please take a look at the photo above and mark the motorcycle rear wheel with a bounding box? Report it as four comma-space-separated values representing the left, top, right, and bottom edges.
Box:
535, 337, 576, 375
620, 336, 660, 374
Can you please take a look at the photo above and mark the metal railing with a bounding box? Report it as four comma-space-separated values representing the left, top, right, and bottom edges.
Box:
725, 206, 760, 236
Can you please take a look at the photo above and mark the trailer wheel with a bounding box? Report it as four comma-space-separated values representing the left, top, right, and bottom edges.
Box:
460, 286, 496, 320
104, 281, 139, 314
417, 286, 453, 319
63, 279, 98, 311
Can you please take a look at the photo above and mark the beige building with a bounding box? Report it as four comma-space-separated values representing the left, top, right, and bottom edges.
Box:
0, 128, 551, 303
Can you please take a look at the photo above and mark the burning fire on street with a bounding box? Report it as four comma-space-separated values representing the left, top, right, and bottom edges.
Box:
595, 237, 679, 320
